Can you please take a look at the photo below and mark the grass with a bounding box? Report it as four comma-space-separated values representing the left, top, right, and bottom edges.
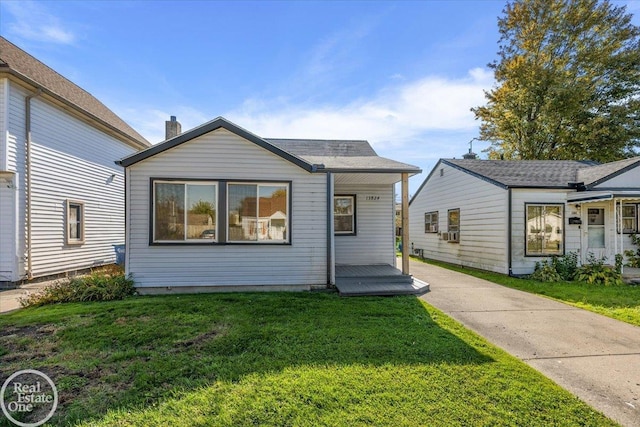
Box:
0, 293, 617, 426
417, 257, 640, 327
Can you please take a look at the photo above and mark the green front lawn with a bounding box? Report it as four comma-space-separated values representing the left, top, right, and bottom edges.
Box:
0, 293, 616, 426
418, 257, 640, 327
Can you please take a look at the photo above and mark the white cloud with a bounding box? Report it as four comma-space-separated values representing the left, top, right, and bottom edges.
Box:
225, 67, 493, 152
3, 1, 75, 44
116, 67, 493, 173
115, 105, 211, 145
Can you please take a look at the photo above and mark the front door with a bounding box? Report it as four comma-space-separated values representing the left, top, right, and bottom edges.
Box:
585, 207, 607, 261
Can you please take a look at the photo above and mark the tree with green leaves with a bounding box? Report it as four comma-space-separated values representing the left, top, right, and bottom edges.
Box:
473, 0, 640, 162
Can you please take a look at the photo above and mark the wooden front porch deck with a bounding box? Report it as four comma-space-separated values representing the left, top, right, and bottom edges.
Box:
335, 264, 429, 297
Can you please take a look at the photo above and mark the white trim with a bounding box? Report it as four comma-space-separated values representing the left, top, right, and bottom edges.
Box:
334, 195, 355, 235
65, 199, 85, 245
1, 78, 9, 171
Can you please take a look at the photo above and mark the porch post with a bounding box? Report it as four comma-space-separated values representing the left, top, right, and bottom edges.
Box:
401, 172, 410, 275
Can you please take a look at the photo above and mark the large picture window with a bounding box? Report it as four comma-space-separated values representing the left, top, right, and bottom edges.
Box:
334, 195, 356, 235
228, 182, 289, 243
425, 211, 438, 233
526, 204, 564, 256
153, 181, 217, 242
66, 200, 85, 245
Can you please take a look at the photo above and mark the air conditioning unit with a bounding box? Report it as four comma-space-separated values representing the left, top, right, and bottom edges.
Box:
440, 232, 449, 241
447, 231, 459, 243
430, 225, 439, 233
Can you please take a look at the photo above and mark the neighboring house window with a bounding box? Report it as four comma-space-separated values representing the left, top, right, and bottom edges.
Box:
228, 182, 289, 243
425, 211, 438, 233
621, 204, 638, 234
153, 181, 218, 242
334, 195, 356, 235
445, 208, 460, 243
526, 204, 564, 256
66, 200, 85, 245
447, 209, 459, 233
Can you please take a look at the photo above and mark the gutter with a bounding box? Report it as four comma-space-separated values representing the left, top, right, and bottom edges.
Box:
25, 88, 42, 280
508, 188, 513, 276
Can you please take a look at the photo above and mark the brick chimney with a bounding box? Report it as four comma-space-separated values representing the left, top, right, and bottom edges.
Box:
165, 116, 181, 140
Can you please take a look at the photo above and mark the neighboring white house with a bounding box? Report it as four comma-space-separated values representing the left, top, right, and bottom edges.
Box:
0, 37, 150, 285
409, 157, 640, 275
116, 116, 423, 294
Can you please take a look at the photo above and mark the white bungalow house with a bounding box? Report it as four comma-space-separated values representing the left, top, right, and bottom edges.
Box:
408, 157, 640, 276
116, 116, 427, 295
0, 37, 150, 286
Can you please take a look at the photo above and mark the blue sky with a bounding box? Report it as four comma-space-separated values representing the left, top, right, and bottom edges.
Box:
1, 0, 639, 195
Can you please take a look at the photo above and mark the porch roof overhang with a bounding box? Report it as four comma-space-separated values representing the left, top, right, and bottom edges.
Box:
304, 155, 421, 185
567, 191, 640, 203
333, 171, 419, 185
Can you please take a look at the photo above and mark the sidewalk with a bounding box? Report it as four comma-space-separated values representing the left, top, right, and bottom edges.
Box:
411, 259, 640, 427
0, 281, 53, 314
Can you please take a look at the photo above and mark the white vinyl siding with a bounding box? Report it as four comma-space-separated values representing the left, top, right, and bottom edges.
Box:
3, 82, 135, 280
126, 128, 327, 288
334, 184, 395, 266
409, 161, 509, 274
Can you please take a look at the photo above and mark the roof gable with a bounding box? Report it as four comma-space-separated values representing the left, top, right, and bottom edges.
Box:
0, 37, 149, 149
577, 156, 640, 188
119, 117, 421, 175
117, 117, 317, 171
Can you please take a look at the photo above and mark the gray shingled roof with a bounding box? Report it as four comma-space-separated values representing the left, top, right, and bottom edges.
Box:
576, 156, 640, 187
267, 138, 421, 173
444, 159, 597, 188
0, 37, 149, 149
266, 139, 377, 157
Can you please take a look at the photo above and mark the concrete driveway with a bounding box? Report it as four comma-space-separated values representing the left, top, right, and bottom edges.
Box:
411, 259, 640, 427
0, 281, 53, 314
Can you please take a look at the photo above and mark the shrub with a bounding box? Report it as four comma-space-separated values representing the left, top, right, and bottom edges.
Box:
529, 260, 562, 282
528, 252, 578, 282
553, 252, 579, 281
20, 266, 136, 308
624, 233, 640, 268
575, 253, 624, 286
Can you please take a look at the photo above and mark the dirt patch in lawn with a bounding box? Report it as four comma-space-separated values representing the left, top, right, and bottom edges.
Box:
172, 326, 227, 351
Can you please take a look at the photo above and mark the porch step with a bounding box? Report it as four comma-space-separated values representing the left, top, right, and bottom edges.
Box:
622, 267, 640, 285
336, 274, 415, 286
335, 276, 430, 297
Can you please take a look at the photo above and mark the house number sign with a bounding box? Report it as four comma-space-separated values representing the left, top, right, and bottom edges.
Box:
365, 196, 381, 201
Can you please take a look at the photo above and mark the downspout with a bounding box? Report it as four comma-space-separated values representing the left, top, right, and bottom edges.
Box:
326, 172, 335, 286
508, 188, 513, 276
25, 89, 42, 280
